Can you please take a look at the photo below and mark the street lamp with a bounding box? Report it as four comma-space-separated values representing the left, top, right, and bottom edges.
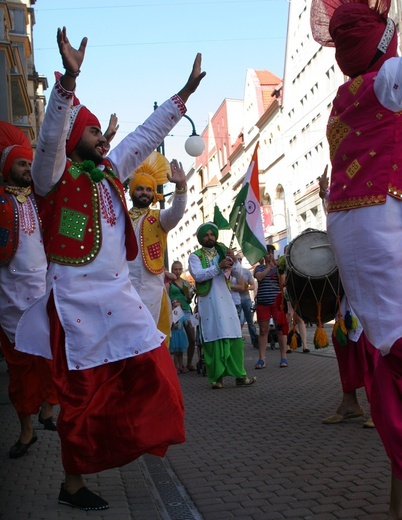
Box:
183, 114, 205, 157
153, 102, 205, 158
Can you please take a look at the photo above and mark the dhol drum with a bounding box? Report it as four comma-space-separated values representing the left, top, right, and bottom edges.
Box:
285, 229, 343, 325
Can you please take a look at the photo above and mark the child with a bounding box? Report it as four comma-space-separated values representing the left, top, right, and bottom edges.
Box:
170, 300, 189, 374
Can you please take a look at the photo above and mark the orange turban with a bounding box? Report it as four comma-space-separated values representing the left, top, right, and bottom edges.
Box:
129, 172, 162, 203
129, 152, 170, 203
66, 105, 101, 157
0, 122, 33, 180
311, 0, 397, 78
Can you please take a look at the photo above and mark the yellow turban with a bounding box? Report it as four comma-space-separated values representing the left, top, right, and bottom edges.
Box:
129, 151, 170, 203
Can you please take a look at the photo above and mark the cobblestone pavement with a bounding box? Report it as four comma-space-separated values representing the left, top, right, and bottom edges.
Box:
0, 323, 390, 520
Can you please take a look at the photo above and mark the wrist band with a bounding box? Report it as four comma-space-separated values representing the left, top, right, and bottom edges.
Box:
65, 68, 81, 78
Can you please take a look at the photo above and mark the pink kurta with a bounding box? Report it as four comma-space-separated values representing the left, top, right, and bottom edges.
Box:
327, 57, 402, 479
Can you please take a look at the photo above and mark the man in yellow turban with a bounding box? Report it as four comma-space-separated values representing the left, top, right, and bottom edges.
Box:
128, 153, 188, 348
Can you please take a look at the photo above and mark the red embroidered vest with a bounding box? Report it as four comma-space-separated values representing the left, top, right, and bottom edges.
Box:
37, 160, 138, 266
0, 189, 39, 266
327, 73, 402, 212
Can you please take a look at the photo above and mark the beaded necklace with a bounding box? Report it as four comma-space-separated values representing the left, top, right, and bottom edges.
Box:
4, 185, 31, 204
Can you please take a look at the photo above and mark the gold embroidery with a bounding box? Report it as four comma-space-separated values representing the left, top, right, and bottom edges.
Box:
327, 117, 351, 161
328, 194, 386, 211
388, 184, 402, 198
346, 159, 361, 179
356, 131, 361, 136
376, 113, 383, 119
392, 164, 398, 171
369, 151, 376, 157
349, 76, 363, 95
366, 181, 372, 187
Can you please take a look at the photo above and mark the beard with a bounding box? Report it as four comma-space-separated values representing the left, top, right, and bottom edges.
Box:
131, 193, 153, 208
8, 170, 31, 188
202, 238, 216, 248
74, 138, 104, 165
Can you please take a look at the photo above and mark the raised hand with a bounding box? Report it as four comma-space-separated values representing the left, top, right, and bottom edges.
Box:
104, 113, 119, 144
177, 53, 206, 104
168, 159, 186, 188
57, 27, 87, 77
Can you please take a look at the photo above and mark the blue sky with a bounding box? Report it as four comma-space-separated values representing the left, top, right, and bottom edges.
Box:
33, 0, 289, 170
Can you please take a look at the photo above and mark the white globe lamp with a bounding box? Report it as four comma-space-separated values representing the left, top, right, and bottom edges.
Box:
185, 134, 205, 157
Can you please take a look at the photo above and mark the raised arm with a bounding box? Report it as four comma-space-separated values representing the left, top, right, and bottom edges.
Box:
177, 53, 206, 104
32, 28, 88, 195
160, 160, 187, 232
57, 26, 87, 92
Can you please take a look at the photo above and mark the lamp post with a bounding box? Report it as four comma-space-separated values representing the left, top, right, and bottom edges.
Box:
153, 102, 205, 268
153, 102, 205, 158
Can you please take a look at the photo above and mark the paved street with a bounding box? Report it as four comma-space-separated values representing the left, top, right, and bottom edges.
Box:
0, 324, 390, 520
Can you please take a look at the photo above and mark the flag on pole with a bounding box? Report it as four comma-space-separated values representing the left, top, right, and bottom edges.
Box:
213, 204, 231, 230
229, 143, 266, 265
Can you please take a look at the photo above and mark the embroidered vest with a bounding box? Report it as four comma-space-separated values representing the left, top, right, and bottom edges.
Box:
37, 159, 137, 266
139, 209, 167, 275
327, 73, 402, 212
193, 244, 230, 297
0, 190, 39, 266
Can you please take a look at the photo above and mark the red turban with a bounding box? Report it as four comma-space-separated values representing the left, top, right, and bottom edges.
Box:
311, 0, 397, 78
66, 105, 101, 157
0, 122, 33, 180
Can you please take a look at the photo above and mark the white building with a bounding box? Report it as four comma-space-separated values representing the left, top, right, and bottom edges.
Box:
167, 0, 402, 278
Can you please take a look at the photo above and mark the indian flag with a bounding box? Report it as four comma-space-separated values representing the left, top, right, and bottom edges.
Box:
229, 143, 266, 265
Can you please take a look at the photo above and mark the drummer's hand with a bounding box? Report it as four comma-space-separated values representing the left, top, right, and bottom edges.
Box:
318, 165, 329, 199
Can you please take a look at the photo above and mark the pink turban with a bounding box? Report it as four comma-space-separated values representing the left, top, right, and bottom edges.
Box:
0, 122, 33, 180
311, 0, 397, 77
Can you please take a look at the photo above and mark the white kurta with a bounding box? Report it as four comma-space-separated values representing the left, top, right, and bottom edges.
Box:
127, 194, 186, 326
188, 250, 242, 342
0, 198, 47, 343
16, 82, 185, 370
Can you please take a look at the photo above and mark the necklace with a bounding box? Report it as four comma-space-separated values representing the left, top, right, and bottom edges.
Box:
5, 186, 31, 204
17, 198, 36, 235
129, 207, 149, 231
201, 247, 217, 263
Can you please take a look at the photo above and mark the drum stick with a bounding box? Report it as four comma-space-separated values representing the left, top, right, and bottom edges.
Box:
310, 244, 331, 249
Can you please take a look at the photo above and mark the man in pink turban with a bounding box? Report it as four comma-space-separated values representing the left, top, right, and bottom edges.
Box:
311, 0, 402, 517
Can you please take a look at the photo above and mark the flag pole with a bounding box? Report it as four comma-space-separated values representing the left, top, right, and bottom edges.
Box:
229, 202, 244, 249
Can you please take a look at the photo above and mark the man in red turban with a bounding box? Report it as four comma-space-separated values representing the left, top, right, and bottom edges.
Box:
16, 26, 206, 511
0, 122, 58, 459
311, 1, 402, 517
0, 122, 33, 180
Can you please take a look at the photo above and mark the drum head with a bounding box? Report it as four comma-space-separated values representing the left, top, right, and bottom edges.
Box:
287, 230, 337, 278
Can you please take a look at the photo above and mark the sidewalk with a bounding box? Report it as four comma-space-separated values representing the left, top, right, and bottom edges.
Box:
0, 324, 390, 519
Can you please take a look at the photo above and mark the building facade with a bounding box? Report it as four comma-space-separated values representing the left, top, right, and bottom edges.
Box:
168, 0, 402, 277
0, 0, 46, 150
